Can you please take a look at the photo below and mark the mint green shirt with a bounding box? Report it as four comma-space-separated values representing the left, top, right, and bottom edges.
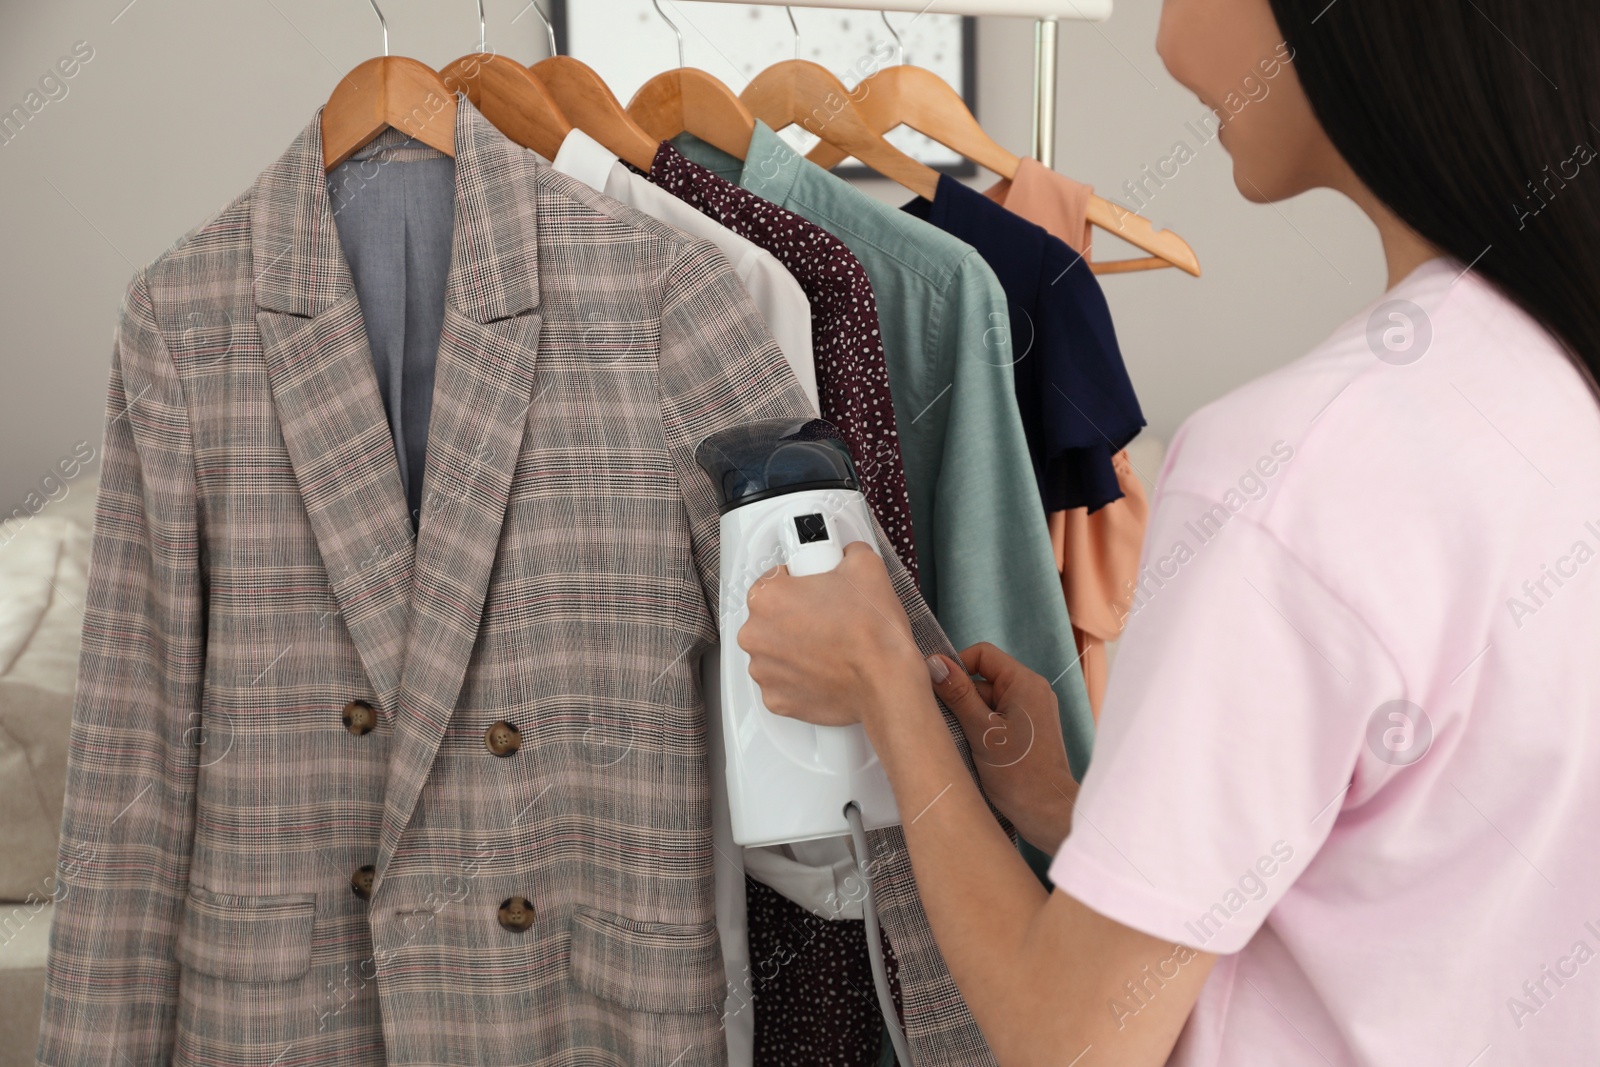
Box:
675, 124, 1094, 777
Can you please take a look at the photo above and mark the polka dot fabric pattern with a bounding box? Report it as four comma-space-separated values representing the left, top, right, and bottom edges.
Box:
746, 878, 905, 1067
648, 142, 918, 581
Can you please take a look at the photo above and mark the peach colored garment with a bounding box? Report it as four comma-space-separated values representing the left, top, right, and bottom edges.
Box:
983, 156, 1094, 260
1046, 456, 1148, 715
985, 160, 1147, 720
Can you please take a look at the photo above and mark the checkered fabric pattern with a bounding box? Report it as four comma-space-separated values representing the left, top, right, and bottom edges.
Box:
35, 98, 999, 1067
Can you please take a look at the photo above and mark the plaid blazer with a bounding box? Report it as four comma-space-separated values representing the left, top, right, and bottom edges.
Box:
37, 98, 999, 1067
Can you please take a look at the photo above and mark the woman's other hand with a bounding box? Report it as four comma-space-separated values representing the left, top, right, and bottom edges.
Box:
929, 643, 1078, 855
738, 540, 930, 730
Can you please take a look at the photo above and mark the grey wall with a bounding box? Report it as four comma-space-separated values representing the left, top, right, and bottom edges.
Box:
0, 0, 1387, 516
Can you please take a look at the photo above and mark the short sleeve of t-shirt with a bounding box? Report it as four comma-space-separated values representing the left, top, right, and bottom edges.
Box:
1047, 474, 1403, 955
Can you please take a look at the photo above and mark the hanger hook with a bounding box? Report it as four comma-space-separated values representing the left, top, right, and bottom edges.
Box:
477, 0, 486, 53
652, 0, 685, 69
786, 6, 799, 60
367, 0, 389, 57
880, 11, 904, 66
521, 0, 557, 58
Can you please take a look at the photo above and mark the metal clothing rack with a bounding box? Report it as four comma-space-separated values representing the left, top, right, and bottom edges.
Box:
693, 0, 1112, 169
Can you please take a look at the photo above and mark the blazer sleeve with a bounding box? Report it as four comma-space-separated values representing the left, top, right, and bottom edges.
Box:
36, 271, 204, 1067
731, 247, 819, 411
654, 239, 816, 602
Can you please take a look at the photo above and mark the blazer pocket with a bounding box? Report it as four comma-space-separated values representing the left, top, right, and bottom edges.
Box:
568, 907, 723, 1015
175, 884, 317, 983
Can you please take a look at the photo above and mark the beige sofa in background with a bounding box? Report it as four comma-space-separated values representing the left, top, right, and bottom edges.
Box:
0, 477, 96, 1066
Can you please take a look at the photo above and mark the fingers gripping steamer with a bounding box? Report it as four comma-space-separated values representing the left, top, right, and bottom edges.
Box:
695, 418, 899, 844
695, 418, 914, 1065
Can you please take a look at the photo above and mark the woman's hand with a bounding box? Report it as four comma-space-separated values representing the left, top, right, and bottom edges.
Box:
737, 541, 931, 731
928, 643, 1078, 855
738, 549, 1078, 852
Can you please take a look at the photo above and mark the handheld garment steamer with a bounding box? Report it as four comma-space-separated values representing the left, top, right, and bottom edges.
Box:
696, 418, 915, 1066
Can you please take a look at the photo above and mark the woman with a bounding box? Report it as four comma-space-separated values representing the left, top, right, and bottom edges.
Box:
738, 0, 1600, 1063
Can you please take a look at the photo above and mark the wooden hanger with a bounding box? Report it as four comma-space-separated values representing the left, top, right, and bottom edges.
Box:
742, 61, 940, 199
630, 69, 756, 159
322, 1, 457, 170
806, 46, 1199, 276
435, 2, 571, 159
519, 0, 658, 169
627, 0, 756, 160
532, 57, 660, 170
740, 7, 939, 199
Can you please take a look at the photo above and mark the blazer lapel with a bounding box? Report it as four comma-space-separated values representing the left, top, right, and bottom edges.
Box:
253, 101, 544, 890
253, 113, 416, 717
375, 101, 545, 885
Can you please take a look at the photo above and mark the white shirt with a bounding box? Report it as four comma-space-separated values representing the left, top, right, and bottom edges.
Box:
550, 129, 819, 408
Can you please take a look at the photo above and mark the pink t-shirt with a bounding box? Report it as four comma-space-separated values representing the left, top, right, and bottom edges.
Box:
1049, 257, 1600, 1064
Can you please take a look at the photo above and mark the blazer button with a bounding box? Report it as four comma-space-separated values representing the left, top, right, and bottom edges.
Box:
497, 896, 535, 932
342, 700, 377, 736
484, 720, 521, 757
351, 864, 376, 901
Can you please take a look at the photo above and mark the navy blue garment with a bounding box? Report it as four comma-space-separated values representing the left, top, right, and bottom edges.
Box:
903, 174, 1143, 513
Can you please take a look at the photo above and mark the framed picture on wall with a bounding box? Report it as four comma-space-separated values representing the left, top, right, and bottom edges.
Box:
549, 1, 977, 176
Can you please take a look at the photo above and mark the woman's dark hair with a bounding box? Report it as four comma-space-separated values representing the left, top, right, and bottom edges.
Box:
1267, 0, 1600, 390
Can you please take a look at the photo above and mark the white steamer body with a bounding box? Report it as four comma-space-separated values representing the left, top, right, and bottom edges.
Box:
716, 486, 902, 847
